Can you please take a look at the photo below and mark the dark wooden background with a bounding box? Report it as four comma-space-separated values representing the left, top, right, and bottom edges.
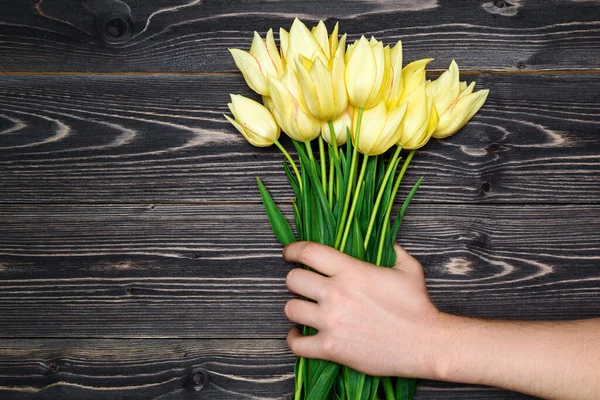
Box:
1, 0, 599, 398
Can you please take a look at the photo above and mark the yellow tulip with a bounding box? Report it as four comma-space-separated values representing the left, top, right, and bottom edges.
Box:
401, 58, 433, 99
229, 29, 284, 96
224, 94, 280, 147
383, 40, 403, 109
351, 101, 407, 156
295, 34, 348, 121
283, 18, 328, 68
427, 60, 489, 138
396, 83, 438, 150
268, 69, 321, 142
345, 36, 390, 109
322, 107, 352, 146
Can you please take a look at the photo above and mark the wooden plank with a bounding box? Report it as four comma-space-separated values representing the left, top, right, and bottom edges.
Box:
1, 73, 599, 204
0, 338, 536, 400
0, 203, 598, 338
0, 0, 599, 72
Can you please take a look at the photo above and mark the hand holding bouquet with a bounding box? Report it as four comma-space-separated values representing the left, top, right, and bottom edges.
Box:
225, 18, 488, 400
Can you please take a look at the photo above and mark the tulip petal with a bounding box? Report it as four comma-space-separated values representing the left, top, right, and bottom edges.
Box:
401, 58, 433, 100
345, 36, 377, 108
433, 89, 489, 138
312, 20, 330, 57
229, 48, 269, 95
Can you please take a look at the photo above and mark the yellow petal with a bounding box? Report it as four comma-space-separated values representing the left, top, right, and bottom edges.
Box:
265, 28, 284, 75
433, 89, 489, 138
353, 101, 387, 154
287, 18, 326, 68
401, 58, 433, 100
345, 36, 376, 108
331, 42, 348, 118
385, 40, 403, 108
279, 28, 289, 63
328, 22, 340, 57
311, 20, 330, 57
229, 48, 269, 95
226, 94, 280, 147
427, 59, 460, 113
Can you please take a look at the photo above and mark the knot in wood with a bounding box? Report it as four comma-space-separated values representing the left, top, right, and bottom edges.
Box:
190, 369, 209, 391
96, 12, 133, 45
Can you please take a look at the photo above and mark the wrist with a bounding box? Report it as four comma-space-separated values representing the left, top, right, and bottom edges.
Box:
426, 312, 480, 383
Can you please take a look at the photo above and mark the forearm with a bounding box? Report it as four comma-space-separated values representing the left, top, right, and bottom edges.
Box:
430, 314, 600, 400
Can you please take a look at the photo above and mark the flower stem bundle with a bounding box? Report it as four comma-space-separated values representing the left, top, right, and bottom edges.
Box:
225, 18, 489, 400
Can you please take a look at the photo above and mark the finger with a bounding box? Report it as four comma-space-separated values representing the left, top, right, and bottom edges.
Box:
287, 326, 323, 359
284, 298, 320, 328
393, 243, 424, 277
286, 268, 328, 301
283, 241, 360, 276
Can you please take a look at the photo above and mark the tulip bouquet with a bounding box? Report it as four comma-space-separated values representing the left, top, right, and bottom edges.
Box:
224, 18, 488, 400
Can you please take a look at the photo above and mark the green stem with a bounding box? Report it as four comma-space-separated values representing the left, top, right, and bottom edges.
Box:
375, 150, 416, 266
295, 356, 305, 400
305, 140, 315, 162
274, 140, 302, 192
334, 108, 363, 249
328, 151, 335, 209
318, 136, 327, 195
340, 153, 369, 253
363, 145, 403, 249
328, 120, 340, 160
328, 120, 341, 202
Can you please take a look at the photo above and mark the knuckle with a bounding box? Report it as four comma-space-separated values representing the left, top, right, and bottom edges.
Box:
323, 285, 347, 304
299, 242, 316, 263
320, 336, 338, 358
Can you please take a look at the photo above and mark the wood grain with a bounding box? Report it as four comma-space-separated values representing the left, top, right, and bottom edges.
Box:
0, 338, 539, 400
1, 73, 599, 204
0, 0, 599, 72
0, 203, 598, 338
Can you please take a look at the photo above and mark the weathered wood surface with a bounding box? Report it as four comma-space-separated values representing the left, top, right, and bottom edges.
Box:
1, 73, 599, 204
1, 0, 600, 72
2, 1, 599, 399
1, 203, 598, 338
0, 339, 538, 400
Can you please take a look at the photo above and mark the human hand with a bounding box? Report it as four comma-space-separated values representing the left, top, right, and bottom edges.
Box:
282, 241, 442, 379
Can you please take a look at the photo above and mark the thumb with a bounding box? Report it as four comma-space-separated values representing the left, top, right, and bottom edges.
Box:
393, 243, 424, 277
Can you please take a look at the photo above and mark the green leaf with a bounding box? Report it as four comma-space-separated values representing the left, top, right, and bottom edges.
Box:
382, 377, 395, 400
293, 200, 303, 241
369, 376, 380, 400
301, 162, 311, 242
294, 356, 304, 400
395, 377, 416, 400
305, 361, 340, 400
293, 140, 335, 246
283, 159, 301, 200
361, 375, 372, 400
335, 369, 346, 400
256, 177, 296, 246
361, 157, 377, 235
390, 176, 424, 243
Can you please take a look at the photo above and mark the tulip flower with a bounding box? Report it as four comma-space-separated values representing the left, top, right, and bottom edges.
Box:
268, 69, 321, 142
282, 18, 328, 68
345, 36, 390, 109
426, 60, 489, 138
224, 94, 280, 147
383, 40, 403, 109
401, 58, 433, 98
351, 101, 407, 156
229, 29, 284, 96
322, 107, 351, 146
295, 34, 348, 121
396, 83, 438, 150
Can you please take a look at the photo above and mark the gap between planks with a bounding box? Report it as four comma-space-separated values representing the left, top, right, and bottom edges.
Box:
1, 69, 600, 76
